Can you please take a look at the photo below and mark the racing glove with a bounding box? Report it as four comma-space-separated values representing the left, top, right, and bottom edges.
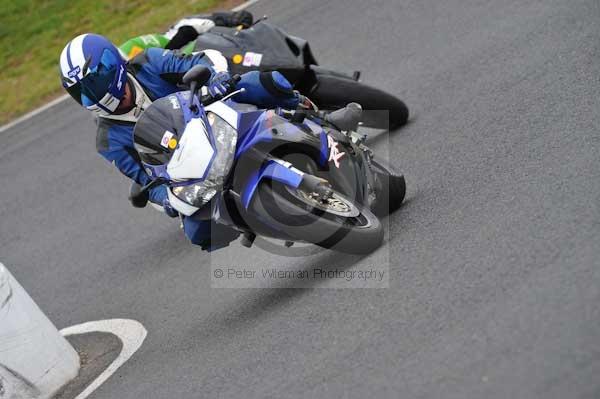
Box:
208, 71, 234, 97
148, 184, 167, 205
162, 198, 179, 218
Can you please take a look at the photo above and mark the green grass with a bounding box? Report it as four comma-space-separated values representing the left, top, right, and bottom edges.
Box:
0, 0, 237, 124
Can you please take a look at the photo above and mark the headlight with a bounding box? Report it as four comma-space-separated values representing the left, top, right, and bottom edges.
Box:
171, 112, 237, 207
172, 184, 218, 208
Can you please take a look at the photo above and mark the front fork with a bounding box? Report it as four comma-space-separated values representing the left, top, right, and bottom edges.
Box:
240, 157, 332, 210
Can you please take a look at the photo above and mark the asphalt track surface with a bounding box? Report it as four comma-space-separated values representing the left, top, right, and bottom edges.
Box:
1, 0, 599, 397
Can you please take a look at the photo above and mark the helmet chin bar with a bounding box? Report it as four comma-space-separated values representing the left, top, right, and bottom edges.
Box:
86, 92, 121, 116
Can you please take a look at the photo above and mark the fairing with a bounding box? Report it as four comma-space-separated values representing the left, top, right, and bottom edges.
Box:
170, 112, 237, 207
193, 22, 314, 83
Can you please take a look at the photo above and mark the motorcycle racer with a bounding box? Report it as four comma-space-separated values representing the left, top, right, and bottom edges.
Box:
120, 10, 253, 59
59, 33, 301, 250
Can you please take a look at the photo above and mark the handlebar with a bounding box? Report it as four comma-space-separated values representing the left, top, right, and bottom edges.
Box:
199, 74, 242, 107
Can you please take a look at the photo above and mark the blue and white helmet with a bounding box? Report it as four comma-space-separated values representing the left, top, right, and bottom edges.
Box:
59, 33, 127, 115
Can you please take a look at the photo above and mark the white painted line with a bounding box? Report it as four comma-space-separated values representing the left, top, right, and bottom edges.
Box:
0, 94, 69, 134
0, 0, 261, 133
60, 319, 147, 399
232, 0, 262, 11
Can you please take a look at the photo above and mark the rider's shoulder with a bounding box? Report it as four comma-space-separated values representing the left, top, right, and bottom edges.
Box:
129, 47, 171, 65
128, 48, 168, 76
131, 48, 187, 72
129, 48, 152, 66
145, 47, 175, 60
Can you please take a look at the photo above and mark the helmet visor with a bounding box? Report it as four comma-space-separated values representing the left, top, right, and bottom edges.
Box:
64, 49, 120, 107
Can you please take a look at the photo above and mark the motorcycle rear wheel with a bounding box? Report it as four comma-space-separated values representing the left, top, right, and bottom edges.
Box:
308, 74, 409, 130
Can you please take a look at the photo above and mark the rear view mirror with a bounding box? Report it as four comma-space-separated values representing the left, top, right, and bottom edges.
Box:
182, 65, 212, 88
182, 65, 212, 111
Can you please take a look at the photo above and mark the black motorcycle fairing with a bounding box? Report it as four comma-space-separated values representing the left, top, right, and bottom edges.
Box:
283, 34, 318, 66
193, 23, 312, 83
190, 21, 409, 130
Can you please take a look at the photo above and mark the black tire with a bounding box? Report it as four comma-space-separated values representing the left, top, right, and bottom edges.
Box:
251, 181, 384, 254
370, 159, 406, 216
309, 74, 409, 130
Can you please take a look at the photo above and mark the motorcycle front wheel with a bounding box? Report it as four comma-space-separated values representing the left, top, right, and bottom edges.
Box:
251, 180, 384, 254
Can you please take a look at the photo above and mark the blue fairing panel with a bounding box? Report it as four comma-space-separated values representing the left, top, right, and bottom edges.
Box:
236, 109, 264, 148
235, 111, 271, 159
241, 160, 303, 209
319, 131, 328, 166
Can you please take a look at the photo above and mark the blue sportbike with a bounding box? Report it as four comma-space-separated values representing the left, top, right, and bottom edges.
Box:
131, 66, 405, 254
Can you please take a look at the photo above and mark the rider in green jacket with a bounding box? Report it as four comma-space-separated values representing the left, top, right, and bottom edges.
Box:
119, 10, 253, 59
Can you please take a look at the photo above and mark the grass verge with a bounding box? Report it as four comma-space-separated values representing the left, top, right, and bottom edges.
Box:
0, 0, 243, 124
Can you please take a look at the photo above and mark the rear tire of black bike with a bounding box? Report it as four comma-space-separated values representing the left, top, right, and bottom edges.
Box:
309, 74, 409, 130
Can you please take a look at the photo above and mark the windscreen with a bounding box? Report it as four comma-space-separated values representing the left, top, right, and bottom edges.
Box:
133, 95, 187, 165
